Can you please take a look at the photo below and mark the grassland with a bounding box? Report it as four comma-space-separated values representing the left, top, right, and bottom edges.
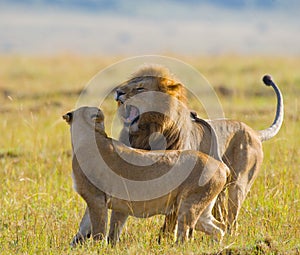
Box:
0, 54, 299, 254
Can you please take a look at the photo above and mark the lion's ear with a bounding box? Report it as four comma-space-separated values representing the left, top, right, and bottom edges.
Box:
160, 79, 186, 102
166, 82, 183, 91
160, 78, 182, 91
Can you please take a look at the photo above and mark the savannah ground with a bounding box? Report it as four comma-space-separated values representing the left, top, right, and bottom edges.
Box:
0, 54, 299, 254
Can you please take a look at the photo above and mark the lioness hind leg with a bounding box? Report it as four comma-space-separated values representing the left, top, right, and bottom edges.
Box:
196, 216, 225, 243
195, 202, 225, 243
108, 211, 128, 245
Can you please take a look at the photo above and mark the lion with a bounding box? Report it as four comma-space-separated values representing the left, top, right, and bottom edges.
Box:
114, 65, 284, 235
63, 106, 229, 245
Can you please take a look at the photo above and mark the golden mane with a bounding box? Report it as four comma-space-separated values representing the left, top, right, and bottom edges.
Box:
131, 64, 175, 79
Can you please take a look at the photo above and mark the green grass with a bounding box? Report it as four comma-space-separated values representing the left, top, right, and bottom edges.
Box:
0, 55, 299, 254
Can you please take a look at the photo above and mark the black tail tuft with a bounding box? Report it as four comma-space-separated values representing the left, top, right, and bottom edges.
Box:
263, 75, 273, 86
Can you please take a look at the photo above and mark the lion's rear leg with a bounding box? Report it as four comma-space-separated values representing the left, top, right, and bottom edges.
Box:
226, 136, 263, 234
212, 189, 227, 225
227, 162, 261, 234
227, 183, 245, 234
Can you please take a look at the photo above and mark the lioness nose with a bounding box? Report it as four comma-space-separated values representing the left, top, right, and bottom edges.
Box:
115, 89, 125, 101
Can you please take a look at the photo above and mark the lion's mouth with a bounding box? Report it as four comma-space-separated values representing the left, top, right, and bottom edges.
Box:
123, 105, 140, 126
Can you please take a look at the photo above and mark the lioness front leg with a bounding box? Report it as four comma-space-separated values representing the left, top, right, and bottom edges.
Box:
70, 207, 91, 247
176, 203, 199, 243
87, 196, 108, 242
176, 193, 209, 243
108, 211, 128, 245
158, 211, 178, 243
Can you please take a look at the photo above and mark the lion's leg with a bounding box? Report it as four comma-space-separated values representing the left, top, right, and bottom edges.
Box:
212, 188, 227, 225
86, 196, 108, 242
176, 193, 211, 243
195, 199, 225, 243
176, 207, 196, 243
70, 207, 91, 247
227, 158, 262, 234
197, 218, 225, 243
108, 211, 128, 245
225, 135, 263, 234
227, 181, 246, 234
158, 212, 178, 243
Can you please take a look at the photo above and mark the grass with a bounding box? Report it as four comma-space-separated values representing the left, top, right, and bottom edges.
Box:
0, 54, 299, 254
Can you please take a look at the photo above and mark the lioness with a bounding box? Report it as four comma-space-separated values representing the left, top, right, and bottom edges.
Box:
64, 107, 229, 245
114, 65, 284, 234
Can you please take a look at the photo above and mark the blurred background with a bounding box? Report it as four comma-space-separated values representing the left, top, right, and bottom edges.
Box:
1, 1, 300, 254
0, 0, 299, 56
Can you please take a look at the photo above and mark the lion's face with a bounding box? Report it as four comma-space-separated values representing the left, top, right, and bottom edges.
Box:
115, 66, 187, 130
115, 76, 160, 104
114, 65, 193, 150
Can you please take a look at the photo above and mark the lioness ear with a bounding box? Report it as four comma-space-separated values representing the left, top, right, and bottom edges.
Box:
62, 112, 73, 124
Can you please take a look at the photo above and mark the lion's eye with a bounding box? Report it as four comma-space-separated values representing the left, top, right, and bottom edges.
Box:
136, 87, 144, 92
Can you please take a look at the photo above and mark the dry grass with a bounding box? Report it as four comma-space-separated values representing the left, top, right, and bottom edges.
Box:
0, 54, 299, 254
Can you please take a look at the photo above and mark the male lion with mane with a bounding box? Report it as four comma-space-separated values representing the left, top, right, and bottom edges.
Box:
114, 65, 284, 236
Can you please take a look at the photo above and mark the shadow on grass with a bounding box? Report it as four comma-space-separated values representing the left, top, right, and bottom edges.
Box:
212, 237, 299, 255
0, 149, 21, 158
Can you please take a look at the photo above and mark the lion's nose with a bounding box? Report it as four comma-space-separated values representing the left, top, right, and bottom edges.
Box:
115, 89, 125, 102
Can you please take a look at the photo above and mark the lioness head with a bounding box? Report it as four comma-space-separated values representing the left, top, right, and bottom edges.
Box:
115, 65, 187, 128
62, 107, 105, 132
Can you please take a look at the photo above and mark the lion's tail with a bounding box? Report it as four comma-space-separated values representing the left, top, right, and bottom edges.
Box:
258, 75, 284, 142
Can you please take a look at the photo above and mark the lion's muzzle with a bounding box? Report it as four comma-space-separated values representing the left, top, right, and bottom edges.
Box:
115, 89, 126, 103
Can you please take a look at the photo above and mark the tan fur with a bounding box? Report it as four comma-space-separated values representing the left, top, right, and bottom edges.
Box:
64, 107, 228, 246
115, 65, 284, 234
